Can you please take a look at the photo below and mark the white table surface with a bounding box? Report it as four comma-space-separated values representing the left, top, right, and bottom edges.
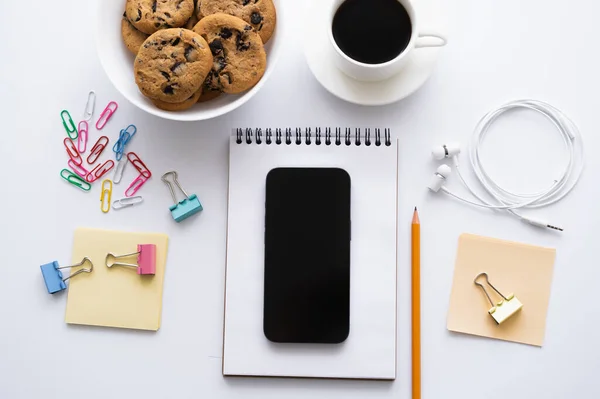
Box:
1, 0, 599, 398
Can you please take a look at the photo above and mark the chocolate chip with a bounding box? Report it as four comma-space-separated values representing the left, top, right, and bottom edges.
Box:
221, 72, 233, 85
258, 23, 263, 31
164, 12, 171, 18
152, 0, 157, 12
184, 45, 196, 61
160, 71, 170, 80
136, 9, 142, 21
243, 0, 250, 5
209, 39, 223, 55
164, 85, 175, 95
214, 57, 226, 72
161, 40, 167, 45
123, 11, 127, 18
220, 28, 233, 39
155, 22, 161, 27
244, 25, 252, 31
171, 62, 183, 72
236, 34, 250, 51
172, 37, 180, 46
251, 12, 263, 25
176, 0, 184, 9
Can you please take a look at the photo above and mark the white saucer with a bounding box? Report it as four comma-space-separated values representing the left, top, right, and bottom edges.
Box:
303, 0, 447, 106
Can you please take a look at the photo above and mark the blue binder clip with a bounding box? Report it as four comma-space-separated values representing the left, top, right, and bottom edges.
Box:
40, 257, 94, 294
161, 171, 203, 222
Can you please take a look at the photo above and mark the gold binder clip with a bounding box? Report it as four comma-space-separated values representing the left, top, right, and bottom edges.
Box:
474, 273, 523, 325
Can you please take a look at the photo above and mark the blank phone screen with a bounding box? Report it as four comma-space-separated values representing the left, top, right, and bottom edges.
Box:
264, 168, 351, 344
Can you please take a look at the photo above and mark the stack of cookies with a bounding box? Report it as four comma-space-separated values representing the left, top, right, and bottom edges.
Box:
121, 0, 277, 111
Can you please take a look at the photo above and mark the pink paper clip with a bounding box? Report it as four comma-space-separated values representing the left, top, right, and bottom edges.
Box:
127, 152, 152, 178
64, 138, 82, 166
68, 159, 89, 178
87, 136, 109, 164
96, 101, 118, 130
77, 121, 89, 153
86, 160, 115, 183
106, 244, 156, 276
125, 175, 150, 197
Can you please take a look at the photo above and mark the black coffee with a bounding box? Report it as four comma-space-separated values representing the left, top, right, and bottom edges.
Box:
332, 0, 412, 65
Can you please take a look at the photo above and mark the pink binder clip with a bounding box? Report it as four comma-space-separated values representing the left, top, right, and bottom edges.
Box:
77, 121, 89, 153
64, 138, 82, 166
87, 136, 109, 164
96, 101, 118, 130
105, 244, 157, 275
86, 160, 115, 183
125, 175, 150, 197
68, 159, 89, 178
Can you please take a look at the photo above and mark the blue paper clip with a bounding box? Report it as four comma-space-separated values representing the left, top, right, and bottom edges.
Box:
161, 171, 203, 222
40, 257, 94, 294
113, 124, 137, 161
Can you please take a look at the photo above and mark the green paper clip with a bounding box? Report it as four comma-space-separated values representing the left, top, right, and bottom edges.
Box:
61, 110, 78, 140
60, 169, 91, 191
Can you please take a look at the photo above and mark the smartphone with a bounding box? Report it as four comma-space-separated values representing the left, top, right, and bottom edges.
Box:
264, 167, 351, 344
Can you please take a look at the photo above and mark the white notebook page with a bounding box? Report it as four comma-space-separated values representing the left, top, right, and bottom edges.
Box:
224, 129, 398, 379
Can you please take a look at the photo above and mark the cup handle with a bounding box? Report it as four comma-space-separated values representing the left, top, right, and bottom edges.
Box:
415, 32, 448, 48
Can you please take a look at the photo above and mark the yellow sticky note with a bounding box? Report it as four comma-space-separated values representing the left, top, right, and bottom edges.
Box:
65, 228, 169, 331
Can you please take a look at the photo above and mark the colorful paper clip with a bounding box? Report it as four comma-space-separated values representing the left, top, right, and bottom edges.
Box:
96, 101, 118, 130
100, 179, 113, 213
113, 158, 128, 184
40, 257, 93, 294
161, 171, 203, 222
64, 137, 82, 166
87, 136, 109, 164
61, 110, 78, 140
105, 245, 157, 275
86, 160, 115, 183
77, 121, 89, 153
125, 175, 150, 197
60, 169, 91, 191
113, 196, 143, 210
83, 90, 96, 121
68, 159, 89, 178
127, 152, 151, 178
113, 125, 137, 161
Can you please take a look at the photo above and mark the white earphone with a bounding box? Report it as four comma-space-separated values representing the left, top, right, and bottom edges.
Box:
426, 100, 585, 232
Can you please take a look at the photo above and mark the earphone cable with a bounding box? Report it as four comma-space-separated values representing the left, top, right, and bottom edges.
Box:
443, 99, 585, 230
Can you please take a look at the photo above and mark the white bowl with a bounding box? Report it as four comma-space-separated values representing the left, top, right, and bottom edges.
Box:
96, 0, 282, 121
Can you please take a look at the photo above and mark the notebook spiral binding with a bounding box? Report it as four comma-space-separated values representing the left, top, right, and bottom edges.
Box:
235, 128, 392, 147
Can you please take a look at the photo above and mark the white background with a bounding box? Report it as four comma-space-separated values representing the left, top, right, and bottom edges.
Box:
1, 0, 599, 398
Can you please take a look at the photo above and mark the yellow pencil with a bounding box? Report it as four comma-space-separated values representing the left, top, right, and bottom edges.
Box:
412, 207, 421, 399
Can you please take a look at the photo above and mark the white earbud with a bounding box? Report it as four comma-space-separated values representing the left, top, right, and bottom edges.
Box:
431, 143, 461, 161
427, 164, 452, 192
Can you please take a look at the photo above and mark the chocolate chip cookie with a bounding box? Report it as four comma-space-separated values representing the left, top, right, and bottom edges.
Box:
152, 87, 203, 110
126, 0, 195, 34
193, 13, 266, 94
134, 28, 213, 103
197, 0, 276, 43
122, 13, 150, 54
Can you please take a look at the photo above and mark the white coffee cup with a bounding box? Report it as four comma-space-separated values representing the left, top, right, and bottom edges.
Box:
329, 0, 447, 82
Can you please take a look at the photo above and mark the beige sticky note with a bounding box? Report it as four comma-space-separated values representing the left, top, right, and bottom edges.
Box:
447, 234, 556, 347
65, 228, 169, 331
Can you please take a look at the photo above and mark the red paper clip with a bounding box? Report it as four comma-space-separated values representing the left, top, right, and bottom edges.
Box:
77, 121, 89, 153
64, 138, 82, 166
96, 101, 118, 130
127, 152, 152, 178
87, 136, 109, 164
125, 175, 150, 197
68, 159, 89, 178
86, 160, 115, 183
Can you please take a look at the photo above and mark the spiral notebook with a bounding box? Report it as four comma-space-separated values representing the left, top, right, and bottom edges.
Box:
224, 128, 398, 380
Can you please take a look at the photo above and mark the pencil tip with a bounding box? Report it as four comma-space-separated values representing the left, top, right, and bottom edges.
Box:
414, 206, 418, 211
